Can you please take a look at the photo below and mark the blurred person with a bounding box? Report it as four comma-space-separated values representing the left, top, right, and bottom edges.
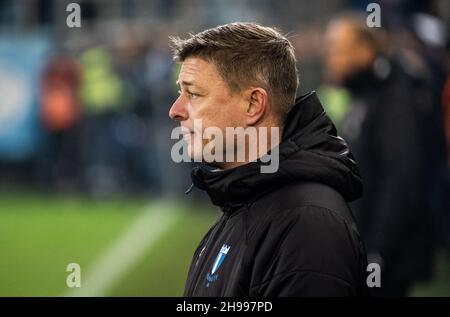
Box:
78, 46, 138, 196
323, 13, 441, 296
169, 22, 368, 297
38, 54, 82, 189
440, 75, 450, 246
443, 77, 450, 168
112, 26, 161, 194
404, 8, 450, 251
40, 55, 81, 133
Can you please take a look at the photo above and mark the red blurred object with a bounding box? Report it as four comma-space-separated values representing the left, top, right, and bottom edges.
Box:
39, 55, 81, 132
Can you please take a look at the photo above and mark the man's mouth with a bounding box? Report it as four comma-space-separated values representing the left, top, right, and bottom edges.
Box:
181, 128, 194, 140
180, 126, 193, 134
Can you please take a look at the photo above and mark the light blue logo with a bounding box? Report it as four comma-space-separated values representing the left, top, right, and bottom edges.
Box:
206, 244, 230, 287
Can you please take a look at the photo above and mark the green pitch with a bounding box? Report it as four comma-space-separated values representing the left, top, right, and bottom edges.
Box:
0, 190, 218, 296
0, 189, 448, 296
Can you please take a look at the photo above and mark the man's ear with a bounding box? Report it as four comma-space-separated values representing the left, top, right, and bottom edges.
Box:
245, 88, 268, 126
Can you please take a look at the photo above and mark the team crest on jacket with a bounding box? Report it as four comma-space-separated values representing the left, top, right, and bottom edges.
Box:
206, 244, 230, 287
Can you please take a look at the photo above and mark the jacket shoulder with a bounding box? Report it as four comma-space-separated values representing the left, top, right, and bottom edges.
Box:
246, 184, 367, 296
250, 181, 356, 225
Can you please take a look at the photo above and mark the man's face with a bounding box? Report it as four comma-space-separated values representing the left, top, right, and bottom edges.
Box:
323, 22, 375, 84
169, 57, 247, 164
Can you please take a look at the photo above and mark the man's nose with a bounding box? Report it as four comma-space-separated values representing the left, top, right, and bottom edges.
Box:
169, 95, 189, 121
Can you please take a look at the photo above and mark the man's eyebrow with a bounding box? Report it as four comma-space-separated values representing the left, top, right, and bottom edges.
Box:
176, 80, 195, 88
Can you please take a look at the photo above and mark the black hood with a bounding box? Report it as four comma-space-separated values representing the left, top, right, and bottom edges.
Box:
190, 91, 362, 208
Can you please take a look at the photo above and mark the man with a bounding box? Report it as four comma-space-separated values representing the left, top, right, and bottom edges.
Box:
323, 15, 440, 296
169, 22, 367, 297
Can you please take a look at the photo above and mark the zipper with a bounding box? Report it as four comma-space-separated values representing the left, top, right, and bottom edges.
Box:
185, 183, 195, 195
187, 211, 230, 296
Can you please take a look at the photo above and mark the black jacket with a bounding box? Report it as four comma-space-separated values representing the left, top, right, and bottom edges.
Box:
184, 92, 368, 297
340, 60, 438, 286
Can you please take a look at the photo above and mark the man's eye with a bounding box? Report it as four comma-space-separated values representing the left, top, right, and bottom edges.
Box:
178, 88, 200, 99
187, 91, 199, 99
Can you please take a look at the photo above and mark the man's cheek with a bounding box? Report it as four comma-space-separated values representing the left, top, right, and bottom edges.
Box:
189, 132, 204, 162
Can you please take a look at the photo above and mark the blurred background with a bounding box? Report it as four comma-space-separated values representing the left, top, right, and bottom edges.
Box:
0, 0, 449, 296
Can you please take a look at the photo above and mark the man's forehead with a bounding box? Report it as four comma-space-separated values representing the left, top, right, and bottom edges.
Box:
177, 57, 218, 85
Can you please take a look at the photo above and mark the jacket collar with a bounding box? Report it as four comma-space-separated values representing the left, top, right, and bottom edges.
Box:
190, 91, 362, 210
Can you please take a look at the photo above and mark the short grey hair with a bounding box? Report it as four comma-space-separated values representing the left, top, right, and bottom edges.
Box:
170, 22, 299, 120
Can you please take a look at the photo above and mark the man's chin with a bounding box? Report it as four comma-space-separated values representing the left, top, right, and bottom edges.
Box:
187, 146, 203, 162
187, 148, 223, 168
